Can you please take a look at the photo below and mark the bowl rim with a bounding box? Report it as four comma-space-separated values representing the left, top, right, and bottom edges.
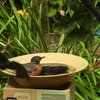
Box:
0, 53, 88, 78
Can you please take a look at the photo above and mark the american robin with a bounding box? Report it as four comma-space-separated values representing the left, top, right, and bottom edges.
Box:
0, 53, 29, 81
89, 59, 100, 71
23, 56, 45, 76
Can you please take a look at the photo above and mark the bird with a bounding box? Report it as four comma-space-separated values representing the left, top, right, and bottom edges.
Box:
0, 53, 29, 81
22, 56, 45, 76
89, 59, 100, 72
23, 56, 69, 76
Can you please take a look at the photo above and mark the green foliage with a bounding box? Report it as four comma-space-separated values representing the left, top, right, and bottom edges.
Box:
0, 71, 9, 99
57, 35, 100, 99
0, 0, 100, 99
0, 0, 49, 57
47, 0, 67, 17
52, 0, 95, 48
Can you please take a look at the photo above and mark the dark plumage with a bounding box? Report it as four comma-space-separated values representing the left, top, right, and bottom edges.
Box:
41, 66, 69, 75
0, 53, 29, 81
31, 56, 45, 64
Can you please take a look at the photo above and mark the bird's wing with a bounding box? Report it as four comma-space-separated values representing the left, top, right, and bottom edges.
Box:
0, 53, 29, 81
0, 53, 9, 64
0, 61, 30, 81
23, 63, 37, 72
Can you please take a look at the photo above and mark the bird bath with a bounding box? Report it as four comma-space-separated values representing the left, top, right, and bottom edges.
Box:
1, 53, 88, 88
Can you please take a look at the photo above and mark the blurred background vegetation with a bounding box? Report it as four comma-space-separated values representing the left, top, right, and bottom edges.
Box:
0, 0, 100, 99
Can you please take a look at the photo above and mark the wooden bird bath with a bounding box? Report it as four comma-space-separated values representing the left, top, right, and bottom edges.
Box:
1, 53, 88, 88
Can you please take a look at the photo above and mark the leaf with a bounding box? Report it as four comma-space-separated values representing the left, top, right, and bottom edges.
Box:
57, 0, 64, 6
53, 17, 76, 34
0, 15, 14, 34
49, 0, 58, 5
47, 5, 57, 17
63, 27, 94, 47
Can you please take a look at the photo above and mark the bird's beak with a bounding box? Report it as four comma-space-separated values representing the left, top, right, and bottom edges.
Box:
41, 56, 45, 59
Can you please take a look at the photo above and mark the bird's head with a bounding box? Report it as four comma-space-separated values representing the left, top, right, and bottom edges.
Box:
31, 56, 45, 64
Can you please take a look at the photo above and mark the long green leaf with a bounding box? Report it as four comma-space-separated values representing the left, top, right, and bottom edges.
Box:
0, 15, 14, 34
20, 0, 48, 52
84, 72, 96, 100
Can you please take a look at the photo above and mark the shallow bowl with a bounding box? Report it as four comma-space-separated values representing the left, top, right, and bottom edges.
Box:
1, 53, 88, 88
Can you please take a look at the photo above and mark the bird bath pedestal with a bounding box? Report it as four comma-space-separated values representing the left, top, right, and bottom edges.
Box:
3, 77, 75, 100
2, 53, 88, 100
